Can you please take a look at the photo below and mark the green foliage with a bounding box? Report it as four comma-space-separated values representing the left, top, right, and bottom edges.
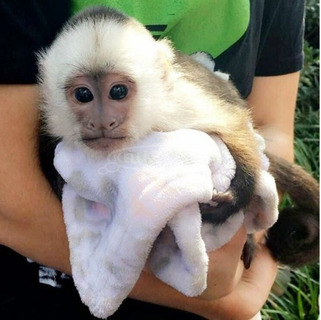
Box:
305, 0, 319, 48
297, 42, 319, 113
295, 106, 319, 178
262, 1, 319, 319
262, 266, 320, 320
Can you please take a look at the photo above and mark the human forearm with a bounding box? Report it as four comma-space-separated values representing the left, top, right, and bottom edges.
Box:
0, 82, 281, 319
0, 84, 71, 273
131, 270, 213, 317
247, 72, 300, 163
130, 246, 277, 320
0, 166, 70, 273
0, 85, 251, 319
257, 126, 294, 163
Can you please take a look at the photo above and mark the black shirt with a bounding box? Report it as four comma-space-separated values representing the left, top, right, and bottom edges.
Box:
0, 0, 304, 319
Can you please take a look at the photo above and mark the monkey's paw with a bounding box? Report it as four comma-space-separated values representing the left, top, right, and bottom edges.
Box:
199, 189, 234, 214
199, 189, 237, 225
210, 189, 234, 207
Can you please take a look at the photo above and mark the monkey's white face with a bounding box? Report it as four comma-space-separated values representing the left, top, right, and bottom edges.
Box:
65, 72, 136, 151
38, 12, 175, 155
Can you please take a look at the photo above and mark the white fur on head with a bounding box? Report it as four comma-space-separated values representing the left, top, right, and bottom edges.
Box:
38, 8, 175, 145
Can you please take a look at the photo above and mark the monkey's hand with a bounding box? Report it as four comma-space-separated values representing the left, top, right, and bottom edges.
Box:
199, 190, 234, 215
211, 189, 234, 206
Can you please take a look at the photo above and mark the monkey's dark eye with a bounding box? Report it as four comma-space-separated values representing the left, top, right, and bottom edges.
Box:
109, 85, 128, 100
74, 87, 94, 103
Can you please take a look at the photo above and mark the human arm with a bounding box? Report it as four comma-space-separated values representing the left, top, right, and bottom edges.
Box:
0, 66, 300, 320
130, 1, 302, 317
190, 72, 300, 320
0, 2, 301, 319
201, 72, 300, 319
248, 72, 300, 162
0, 84, 71, 273
0, 84, 258, 318
1, 82, 277, 319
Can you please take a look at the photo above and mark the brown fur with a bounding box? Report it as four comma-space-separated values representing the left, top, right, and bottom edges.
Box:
266, 153, 319, 266
167, 52, 319, 267
173, 52, 261, 179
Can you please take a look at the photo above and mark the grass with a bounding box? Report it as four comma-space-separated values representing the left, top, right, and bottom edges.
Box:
262, 265, 319, 320
261, 23, 320, 319
261, 105, 319, 319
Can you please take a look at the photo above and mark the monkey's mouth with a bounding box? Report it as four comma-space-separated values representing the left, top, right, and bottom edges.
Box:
82, 136, 127, 150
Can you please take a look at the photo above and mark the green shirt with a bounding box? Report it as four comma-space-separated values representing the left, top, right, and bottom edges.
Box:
72, 0, 249, 57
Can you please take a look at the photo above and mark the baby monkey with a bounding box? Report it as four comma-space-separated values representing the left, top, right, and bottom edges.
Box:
38, 6, 319, 268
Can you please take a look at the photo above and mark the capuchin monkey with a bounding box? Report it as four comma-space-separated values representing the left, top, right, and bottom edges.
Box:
38, 6, 319, 268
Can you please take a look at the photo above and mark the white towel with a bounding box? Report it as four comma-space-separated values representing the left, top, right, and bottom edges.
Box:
54, 129, 278, 319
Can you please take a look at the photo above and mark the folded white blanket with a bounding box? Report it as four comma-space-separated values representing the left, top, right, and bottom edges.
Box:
54, 129, 278, 319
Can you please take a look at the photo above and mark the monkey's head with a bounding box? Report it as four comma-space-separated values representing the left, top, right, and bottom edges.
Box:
38, 6, 175, 154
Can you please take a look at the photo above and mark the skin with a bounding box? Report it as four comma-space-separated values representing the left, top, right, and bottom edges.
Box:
249, 75, 297, 163
0, 71, 298, 319
66, 73, 135, 151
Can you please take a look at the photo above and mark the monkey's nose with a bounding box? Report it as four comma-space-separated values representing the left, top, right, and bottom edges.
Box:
108, 120, 118, 129
85, 118, 120, 132
101, 117, 121, 131
87, 121, 96, 129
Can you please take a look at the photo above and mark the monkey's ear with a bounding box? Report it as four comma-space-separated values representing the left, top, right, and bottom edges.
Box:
156, 39, 175, 80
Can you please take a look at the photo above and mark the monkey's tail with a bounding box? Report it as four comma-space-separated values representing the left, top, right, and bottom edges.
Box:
265, 153, 319, 267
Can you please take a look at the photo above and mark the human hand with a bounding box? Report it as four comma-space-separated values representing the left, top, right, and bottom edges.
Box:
133, 227, 277, 320
201, 231, 278, 320
200, 225, 248, 300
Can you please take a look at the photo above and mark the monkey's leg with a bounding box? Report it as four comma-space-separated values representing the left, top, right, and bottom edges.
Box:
200, 200, 256, 269
241, 234, 256, 269
200, 151, 257, 269
211, 189, 234, 205
201, 158, 255, 225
